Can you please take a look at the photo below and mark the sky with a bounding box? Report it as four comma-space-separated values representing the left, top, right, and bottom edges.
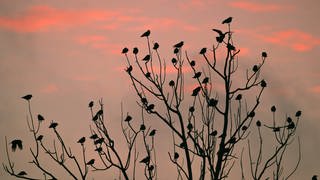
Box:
0, 0, 319, 179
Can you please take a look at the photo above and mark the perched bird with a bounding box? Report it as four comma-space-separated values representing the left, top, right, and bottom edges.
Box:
212, 29, 227, 43
235, 94, 242, 100
141, 98, 148, 105
248, 111, 255, 118
153, 42, 159, 50
252, 65, 259, 72
96, 109, 103, 116
88, 101, 94, 108
86, 159, 95, 165
11, 139, 23, 152
92, 114, 99, 121
199, 48, 207, 54
227, 43, 236, 51
189, 106, 195, 113
133, 47, 139, 54
140, 156, 150, 164
141, 30, 151, 37
169, 80, 175, 87
262, 52, 268, 58
287, 117, 292, 123
190, 60, 196, 67
36, 135, 44, 141
208, 98, 218, 107
193, 72, 202, 79
37, 114, 45, 122
149, 129, 156, 137
77, 137, 86, 144
17, 171, 27, 176
222, 17, 233, 24
122, 47, 129, 54
49, 122, 58, 129
174, 152, 179, 160
22, 94, 32, 101
312, 175, 318, 180
95, 147, 102, 153
173, 48, 179, 54
191, 86, 201, 96
187, 123, 193, 131
295, 110, 302, 117
140, 124, 146, 131
126, 65, 133, 73
90, 134, 98, 139
148, 165, 154, 171
142, 55, 151, 62
256, 120, 261, 127
145, 72, 151, 78
94, 138, 104, 145
241, 125, 248, 131
171, 58, 177, 65
271, 105, 276, 112
173, 41, 184, 48
210, 130, 218, 136
146, 104, 155, 111
202, 77, 209, 84
287, 122, 295, 129
124, 115, 132, 122
260, 79, 267, 87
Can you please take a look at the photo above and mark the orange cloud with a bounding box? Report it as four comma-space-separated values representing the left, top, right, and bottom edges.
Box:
40, 84, 58, 94
229, 1, 291, 12
0, 5, 118, 32
259, 29, 320, 52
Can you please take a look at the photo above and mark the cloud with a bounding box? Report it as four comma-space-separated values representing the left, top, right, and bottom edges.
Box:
228, 1, 291, 12
0, 5, 118, 32
258, 29, 320, 52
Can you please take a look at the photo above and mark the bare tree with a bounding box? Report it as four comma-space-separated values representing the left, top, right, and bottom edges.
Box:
3, 17, 302, 180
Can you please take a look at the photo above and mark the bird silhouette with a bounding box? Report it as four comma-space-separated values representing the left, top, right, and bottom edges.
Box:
312, 175, 318, 180
295, 110, 302, 117
260, 80, 267, 87
256, 120, 261, 127
92, 114, 99, 121
208, 98, 218, 107
148, 165, 154, 171
17, 171, 27, 176
90, 134, 98, 139
37, 114, 45, 121
287, 117, 292, 123
140, 124, 146, 131
145, 72, 151, 78
271, 105, 276, 112
187, 123, 193, 131
209, 130, 217, 136
169, 80, 175, 87
191, 86, 201, 96
173, 41, 184, 48
140, 156, 150, 164
199, 48, 207, 54
11, 139, 23, 152
49, 122, 58, 129
146, 104, 155, 111
190, 60, 196, 67
86, 159, 95, 165
287, 122, 295, 129
248, 111, 255, 118
122, 47, 129, 54
174, 152, 179, 160
252, 65, 258, 72
126, 65, 133, 73
96, 109, 103, 116
173, 48, 179, 54
242, 125, 248, 131
235, 94, 242, 100
36, 135, 43, 141
124, 115, 132, 122
227, 43, 235, 51
88, 101, 94, 108
262, 52, 267, 58
222, 17, 233, 24
22, 94, 32, 101
171, 58, 177, 65
193, 72, 202, 79
141, 98, 148, 105
142, 55, 151, 62
94, 138, 104, 145
77, 137, 86, 144
189, 106, 195, 113
141, 30, 151, 37
133, 47, 139, 54
149, 129, 156, 137
153, 42, 159, 50
202, 77, 209, 84
95, 147, 102, 153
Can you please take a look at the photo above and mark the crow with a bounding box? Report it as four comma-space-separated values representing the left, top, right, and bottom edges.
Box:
77, 137, 86, 144
222, 17, 233, 24
86, 159, 95, 165
140, 156, 150, 164
90, 134, 98, 139
11, 139, 23, 152
37, 114, 45, 121
122, 47, 129, 54
21, 94, 32, 101
173, 41, 184, 48
88, 101, 94, 108
124, 115, 132, 122
199, 48, 207, 54
153, 42, 159, 50
49, 122, 58, 129
133, 47, 139, 54
36, 135, 44, 141
141, 30, 151, 37
149, 129, 156, 137
191, 86, 201, 96
17, 171, 27, 176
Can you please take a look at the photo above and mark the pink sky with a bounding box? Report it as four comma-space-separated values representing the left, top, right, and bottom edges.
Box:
0, 0, 319, 179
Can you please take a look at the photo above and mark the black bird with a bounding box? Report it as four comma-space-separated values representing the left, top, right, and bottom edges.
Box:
262, 52, 268, 58
187, 123, 193, 131
208, 98, 218, 107
287, 117, 292, 123
37, 114, 45, 121
260, 79, 267, 87
227, 43, 236, 51
271, 105, 276, 112
49, 122, 58, 129
94, 138, 104, 145
295, 110, 302, 117
191, 86, 201, 96
173, 41, 184, 48
90, 134, 98, 139
149, 129, 156, 137
95, 147, 102, 153
142, 55, 151, 62
153, 42, 159, 50
96, 109, 103, 116
77, 137, 86, 144
173, 48, 179, 54
169, 80, 175, 87
190, 60, 196, 67
252, 65, 258, 72
22, 94, 32, 101
242, 125, 248, 131
212, 29, 223, 36
235, 94, 242, 100
202, 77, 209, 84
88, 101, 94, 108
145, 72, 151, 78
146, 104, 155, 111
189, 106, 195, 113
174, 152, 179, 160
122, 47, 129, 54
210, 130, 218, 136
92, 114, 99, 121
312, 175, 318, 180
36, 135, 43, 141
199, 48, 207, 54
148, 165, 154, 171
140, 156, 150, 164
141, 98, 148, 105
11, 139, 23, 152
212, 29, 227, 43
124, 115, 132, 122
140, 124, 146, 131
17, 171, 27, 176
141, 30, 151, 37
287, 122, 295, 129
171, 58, 177, 65
126, 65, 133, 73
86, 159, 95, 165
222, 17, 233, 24
256, 120, 261, 127
248, 111, 255, 118
193, 72, 202, 79
133, 47, 139, 54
